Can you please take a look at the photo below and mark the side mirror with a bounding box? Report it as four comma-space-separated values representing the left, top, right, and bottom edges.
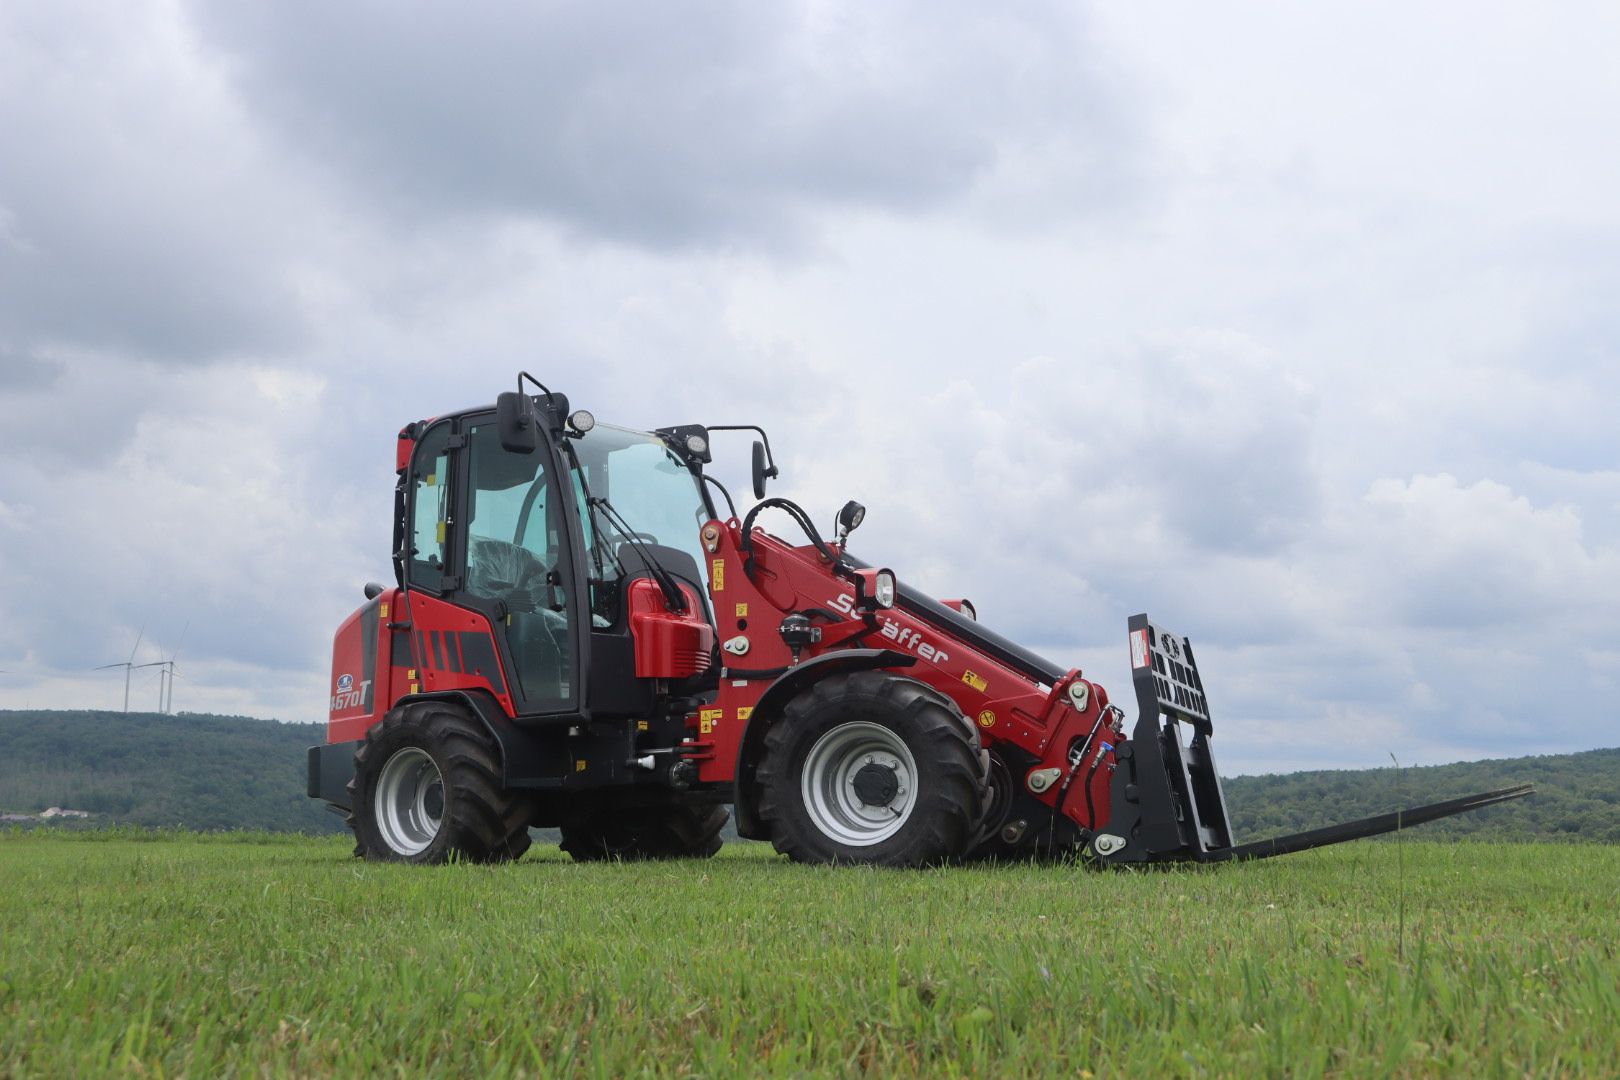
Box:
751, 440, 770, 500
496, 391, 538, 454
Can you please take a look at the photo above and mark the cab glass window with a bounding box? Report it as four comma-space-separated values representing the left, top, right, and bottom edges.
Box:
408, 424, 452, 591
464, 423, 575, 710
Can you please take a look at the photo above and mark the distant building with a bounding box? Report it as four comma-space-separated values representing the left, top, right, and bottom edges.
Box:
38, 807, 92, 820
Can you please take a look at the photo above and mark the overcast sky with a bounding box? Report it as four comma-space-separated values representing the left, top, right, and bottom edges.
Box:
1, 2, 1615, 773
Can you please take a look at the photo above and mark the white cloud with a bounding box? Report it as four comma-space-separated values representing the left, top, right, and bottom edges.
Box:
1356, 474, 1612, 629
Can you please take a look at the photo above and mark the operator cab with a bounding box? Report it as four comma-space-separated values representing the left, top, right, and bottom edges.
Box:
397, 387, 717, 723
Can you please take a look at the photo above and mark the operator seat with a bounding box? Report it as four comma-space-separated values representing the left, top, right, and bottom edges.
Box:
466, 535, 570, 704
466, 535, 550, 600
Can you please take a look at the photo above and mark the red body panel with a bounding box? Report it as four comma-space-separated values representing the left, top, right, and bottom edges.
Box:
327, 587, 515, 743
327, 595, 392, 743
395, 427, 416, 473
683, 519, 1122, 832
395, 593, 517, 711
626, 579, 715, 679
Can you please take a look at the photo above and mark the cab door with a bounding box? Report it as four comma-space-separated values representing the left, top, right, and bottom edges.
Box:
452, 414, 587, 718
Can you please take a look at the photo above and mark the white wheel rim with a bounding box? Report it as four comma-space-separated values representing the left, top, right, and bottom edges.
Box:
800, 721, 918, 847
374, 747, 444, 856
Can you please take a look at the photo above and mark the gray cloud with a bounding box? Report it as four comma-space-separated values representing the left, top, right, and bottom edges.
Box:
0, 346, 63, 389
190, 1, 1137, 249
0, 3, 326, 362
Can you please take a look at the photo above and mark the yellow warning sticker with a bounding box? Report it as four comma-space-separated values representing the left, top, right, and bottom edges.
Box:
977, 710, 996, 728
409, 682, 420, 695
737, 706, 753, 721
962, 670, 989, 693
407, 669, 417, 680
711, 559, 726, 591
575, 759, 588, 773
379, 602, 390, 619
700, 707, 724, 734
436, 521, 446, 544
735, 602, 749, 618
637, 720, 650, 731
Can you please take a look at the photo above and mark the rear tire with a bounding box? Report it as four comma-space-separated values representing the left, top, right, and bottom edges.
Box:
559, 803, 729, 862
348, 700, 533, 864
756, 672, 989, 867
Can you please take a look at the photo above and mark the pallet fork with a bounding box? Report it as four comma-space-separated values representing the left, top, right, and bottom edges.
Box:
1097, 614, 1533, 865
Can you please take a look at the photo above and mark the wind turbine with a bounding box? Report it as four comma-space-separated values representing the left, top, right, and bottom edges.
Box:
162, 623, 184, 713
133, 660, 168, 712
135, 622, 186, 714
94, 626, 145, 713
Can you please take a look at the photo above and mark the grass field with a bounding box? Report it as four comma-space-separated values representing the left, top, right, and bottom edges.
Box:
1, 834, 1615, 1077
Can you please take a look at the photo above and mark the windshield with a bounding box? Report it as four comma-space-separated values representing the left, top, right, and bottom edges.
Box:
567, 424, 713, 619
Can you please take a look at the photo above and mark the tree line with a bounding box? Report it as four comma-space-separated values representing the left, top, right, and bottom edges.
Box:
1, 710, 1614, 841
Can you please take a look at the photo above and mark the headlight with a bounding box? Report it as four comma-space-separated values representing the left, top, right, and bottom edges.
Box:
874, 569, 896, 608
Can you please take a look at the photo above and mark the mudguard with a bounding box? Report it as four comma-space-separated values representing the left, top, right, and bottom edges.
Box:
308, 688, 567, 807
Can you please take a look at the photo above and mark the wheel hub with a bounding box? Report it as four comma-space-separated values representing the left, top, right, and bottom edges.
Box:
852, 762, 900, 806
800, 721, 919, 847
374, 746, 445, 856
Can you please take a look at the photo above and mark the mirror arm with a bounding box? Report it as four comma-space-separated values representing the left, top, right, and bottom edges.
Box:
517, 371, 553, 398
708, 424, 779, 477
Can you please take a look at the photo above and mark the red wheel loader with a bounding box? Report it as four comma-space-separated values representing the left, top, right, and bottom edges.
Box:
307, 374, 1530, 865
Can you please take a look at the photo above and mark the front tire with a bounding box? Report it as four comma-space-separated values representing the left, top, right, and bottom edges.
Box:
348, 700, 533, 864
757, 672, 989, 867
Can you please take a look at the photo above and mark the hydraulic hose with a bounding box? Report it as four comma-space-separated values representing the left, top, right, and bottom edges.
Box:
738, 497, 841, 579
704, 475, 737, 519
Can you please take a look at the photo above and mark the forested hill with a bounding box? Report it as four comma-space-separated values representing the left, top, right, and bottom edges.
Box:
1, 710, 1616, 841
0, 710, 343, 833
1225, 748, 1620, 844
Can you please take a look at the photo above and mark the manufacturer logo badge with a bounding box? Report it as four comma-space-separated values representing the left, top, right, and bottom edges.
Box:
336, 674, 354, 693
